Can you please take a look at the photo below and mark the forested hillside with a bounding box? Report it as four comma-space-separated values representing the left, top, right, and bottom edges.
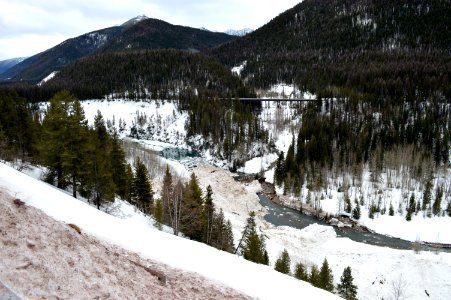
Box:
210, 0, 450, 96
42, 49, 252, 100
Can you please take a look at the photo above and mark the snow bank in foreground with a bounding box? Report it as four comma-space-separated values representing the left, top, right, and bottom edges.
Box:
0, 190, 250, 300
0, 163, 339, 300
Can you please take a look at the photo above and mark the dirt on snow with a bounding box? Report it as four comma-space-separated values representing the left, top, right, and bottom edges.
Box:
0, 190, 253, 300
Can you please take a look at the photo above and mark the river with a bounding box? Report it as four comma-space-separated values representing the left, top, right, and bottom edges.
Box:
258, 193, 451, 253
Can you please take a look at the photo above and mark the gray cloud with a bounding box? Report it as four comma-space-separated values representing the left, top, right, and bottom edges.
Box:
0, 0, 301, 60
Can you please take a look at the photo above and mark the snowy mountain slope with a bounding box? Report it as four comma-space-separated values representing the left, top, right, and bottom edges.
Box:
0, 162, 341, 300
0, 189, 251, 300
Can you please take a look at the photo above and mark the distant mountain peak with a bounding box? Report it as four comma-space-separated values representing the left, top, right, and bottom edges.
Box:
122, 15, 149, 27
224, 28, 253, 37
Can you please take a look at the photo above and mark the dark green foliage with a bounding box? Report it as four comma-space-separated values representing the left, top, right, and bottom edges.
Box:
389, 202, 395, 216
416, 200, 421, 214
369, 204, 377, 219
422, 178, 433, 210
239, 212, 268, 265
319, 258, 334, 292
0, 90, 35, 161
211, 0, 451, 99
162, 165, 174, 225
408, 194, 416, 214
154, 199, 164, 230
202, 185, 215, 244
406, 209, 412, 221
210, 209, 235, 253
61, 99, 89, 198
124, 163, 134, 202
39, 91, 71, 188
110, 129, 128, 199
274, 151, 285, 186
309, 264, 320, 287
86, 112, 116, 209
274, 249, 291, 275
345, 197, 352, 214
44, 50, 249, 100
180, 173, 204, 241
337, 266, 358, 300
132, 157, 154, 213
433, 186, 443, 216
352, 202, 361, 220
294, 262, 309, 281
447, 201, 451, 217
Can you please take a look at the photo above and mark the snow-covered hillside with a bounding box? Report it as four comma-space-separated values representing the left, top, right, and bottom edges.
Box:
0, 162, 340, 300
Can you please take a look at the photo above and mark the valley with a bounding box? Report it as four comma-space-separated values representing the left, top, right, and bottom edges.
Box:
0, 1, 450, 299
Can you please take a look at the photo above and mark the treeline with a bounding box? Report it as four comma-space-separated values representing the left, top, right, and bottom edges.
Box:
41, 49, 253, 100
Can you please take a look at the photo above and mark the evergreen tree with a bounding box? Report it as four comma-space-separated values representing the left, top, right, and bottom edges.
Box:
345, 197, 352, 213
40, 92, 71, 188
180, 173, 203, 241
0, 90, 35, 161
433, 186, 443, 216
352, 202, 361, 220
422, 178, 433, 210
274, 151, 285, 186
415, 201, 421, 215
389, 202, 395, 216
86, 112, 115, 209
132, 157, 154, 214
309, 265, 320, 287
239, 211, 268, 265
61, 99, 89, 198
202, 185, 215, 244
319, 258, 334, 292
337, 266, 358, 300
124, 163, 134, 202
110, 129, 128, 199
154, 199, 164, 230
294, 262, 309, 281
406, 209, 412, 221
162, 165, 173, 224
210, 208, 234, 253
274, 249, 291, 275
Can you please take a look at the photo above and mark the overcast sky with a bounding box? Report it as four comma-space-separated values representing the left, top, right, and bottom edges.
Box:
0, 0, 301, 60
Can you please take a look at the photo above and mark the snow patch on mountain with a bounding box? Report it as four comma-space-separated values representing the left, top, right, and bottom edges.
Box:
225, 28, 253, 36
37, 71, 58, 86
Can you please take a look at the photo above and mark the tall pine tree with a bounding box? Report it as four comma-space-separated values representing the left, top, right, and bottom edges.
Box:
274, 249, 291, 275
337, 266, 358, 300
180, 173, 203, 241
319, 258, 334, 292
132, 157, 154, 214
294, 262, 309, 281
238, 211, 268, 265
